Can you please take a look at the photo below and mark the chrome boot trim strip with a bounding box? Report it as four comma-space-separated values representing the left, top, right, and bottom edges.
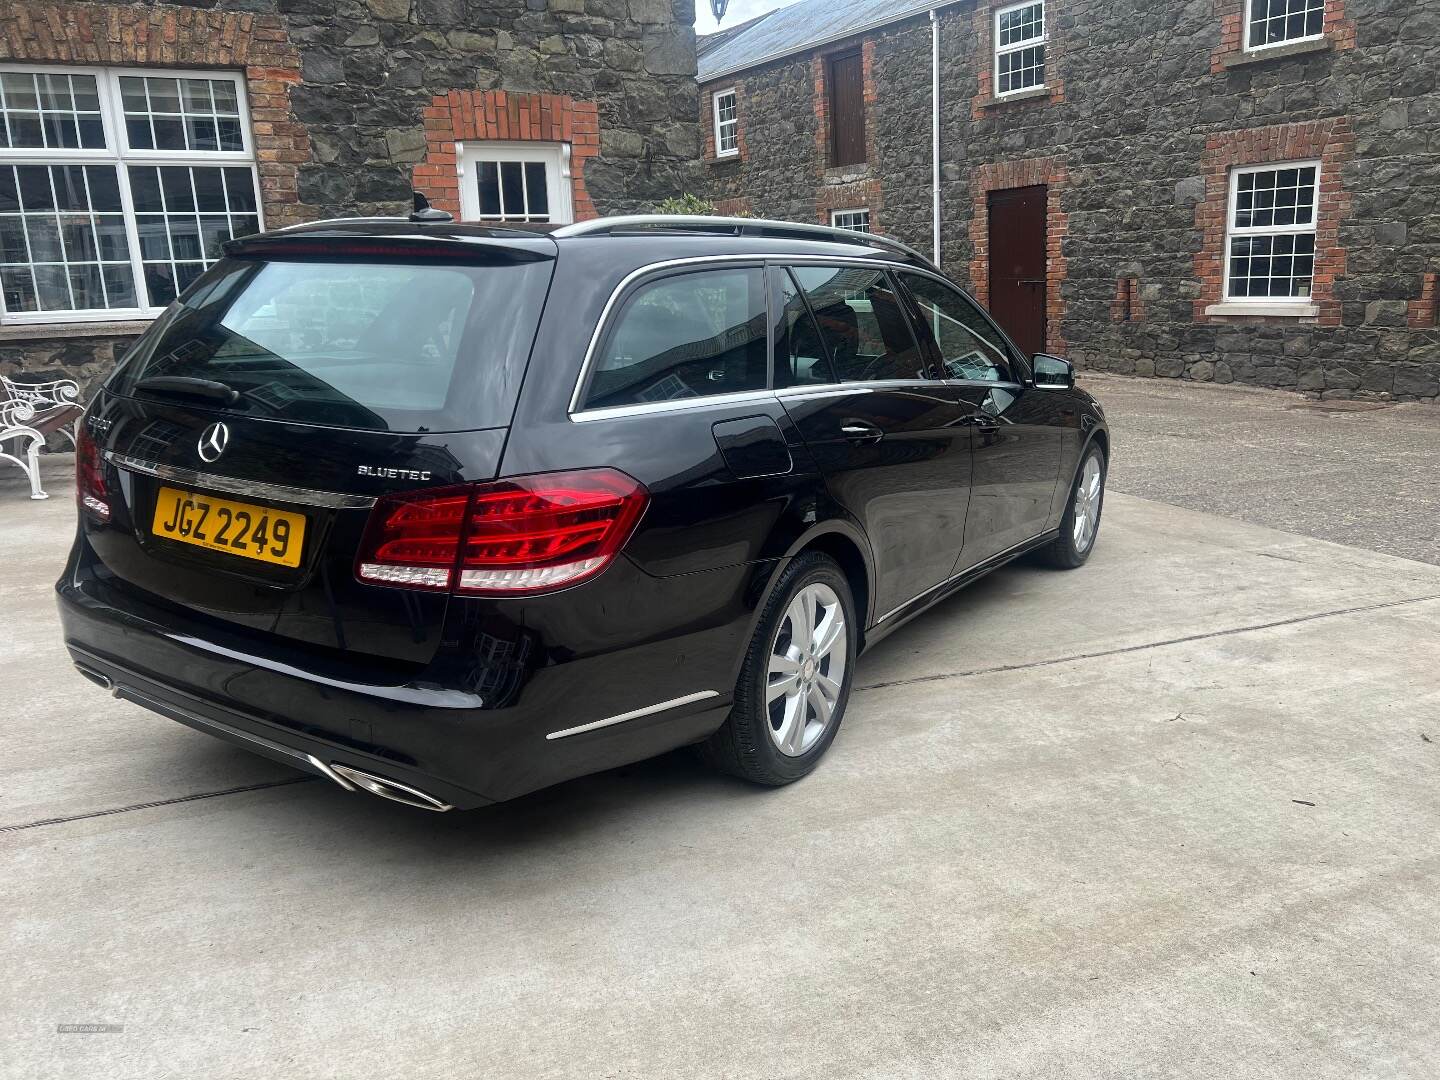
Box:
546, 690, 721, 741
107, 453, 376, 509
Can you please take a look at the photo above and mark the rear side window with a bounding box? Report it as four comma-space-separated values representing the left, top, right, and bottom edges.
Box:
113, 256, 552, 432
788, 265, 928, 383
583, 266, 767, 410
776, 268, 836, 388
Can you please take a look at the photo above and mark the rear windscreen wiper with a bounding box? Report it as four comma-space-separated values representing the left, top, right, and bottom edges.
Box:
134, 376, 241, 405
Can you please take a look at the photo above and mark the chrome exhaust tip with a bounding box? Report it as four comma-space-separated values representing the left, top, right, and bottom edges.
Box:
328, 763, 454, 813
74, 664, 113, 691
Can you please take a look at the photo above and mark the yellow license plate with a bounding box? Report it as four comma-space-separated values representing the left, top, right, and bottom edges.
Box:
151, 486, 306, 568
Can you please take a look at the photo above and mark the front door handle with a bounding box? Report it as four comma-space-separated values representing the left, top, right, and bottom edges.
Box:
962, 414, 1001, 431
840, 422, 884, 443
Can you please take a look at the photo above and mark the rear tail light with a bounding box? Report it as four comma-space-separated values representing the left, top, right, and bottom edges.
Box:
356, 469, 648, 597
75, 421, 110, 522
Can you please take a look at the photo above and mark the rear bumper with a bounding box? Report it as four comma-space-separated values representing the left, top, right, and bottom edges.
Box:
56, 563, 750, 809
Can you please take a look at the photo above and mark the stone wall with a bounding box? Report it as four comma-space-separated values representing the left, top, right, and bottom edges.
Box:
700, 0, 1440, 401
0, 0, 702, 401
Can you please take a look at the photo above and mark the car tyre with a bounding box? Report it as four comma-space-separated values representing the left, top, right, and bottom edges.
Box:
1038, 442, 1106, 569
701, 552, 857, 786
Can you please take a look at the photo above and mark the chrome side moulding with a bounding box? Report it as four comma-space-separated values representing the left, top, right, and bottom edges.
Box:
107, 453, 376, 510
546, 690, 722, 741
564, 252, 971, 423
327, 763, 454, 812
111, 684, 357, 792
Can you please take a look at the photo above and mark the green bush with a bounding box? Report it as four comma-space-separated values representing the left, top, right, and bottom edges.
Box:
655, 193, 719, 216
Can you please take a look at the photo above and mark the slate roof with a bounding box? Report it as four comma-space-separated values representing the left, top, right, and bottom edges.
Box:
697, 0, 947, 81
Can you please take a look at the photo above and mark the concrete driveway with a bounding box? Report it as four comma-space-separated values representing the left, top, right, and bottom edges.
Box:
4, 461, 1440, 1078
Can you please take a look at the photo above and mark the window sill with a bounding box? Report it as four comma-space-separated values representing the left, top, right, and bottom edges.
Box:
978, 86, 1053, 109
0, 319, 154, 342
1221, 37, 1333, 69
1204, 302, 1318, 317
709, 153, 742, 166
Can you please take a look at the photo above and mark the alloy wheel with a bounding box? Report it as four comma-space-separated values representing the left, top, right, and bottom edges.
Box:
1072, 454, 1103, 553
765, 582, 848, 757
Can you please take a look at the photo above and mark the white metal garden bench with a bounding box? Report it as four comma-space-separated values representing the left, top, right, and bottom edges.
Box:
1, 374, 83, 500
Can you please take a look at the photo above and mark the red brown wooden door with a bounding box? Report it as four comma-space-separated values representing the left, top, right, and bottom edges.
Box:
987, 185, 1047, 357
827, 50, 866, 167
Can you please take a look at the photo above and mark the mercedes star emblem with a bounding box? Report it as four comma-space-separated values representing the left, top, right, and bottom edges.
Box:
197, 421, 230, 463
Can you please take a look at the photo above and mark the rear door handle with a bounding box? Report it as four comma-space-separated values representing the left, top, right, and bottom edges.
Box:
840, 422, 884, 443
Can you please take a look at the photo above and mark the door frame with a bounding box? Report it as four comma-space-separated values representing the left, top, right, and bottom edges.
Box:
986, 183, 1049, 357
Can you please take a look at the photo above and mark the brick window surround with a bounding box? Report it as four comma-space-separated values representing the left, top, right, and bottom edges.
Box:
1193, 119, 1353, 325
816, 179, 881, 232
701, 82, 748, 164
810, 39, 877, 175
1211, 0, 1355, 71
413, 90, 599, 222
972, 0, 1066, 118
968, 156, 1069, 354
0, 1, 309, 228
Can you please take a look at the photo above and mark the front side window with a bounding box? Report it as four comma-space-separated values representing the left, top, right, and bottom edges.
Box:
459, 143, 572, 225
713, 88, 739, 158
0, 65, 260, 322
584, 267, 768, 410
789, 265, 927, 383
995, 1, 1046, 96
830, 209, 870, 233
899, 272, 1016, 382
1226, 163, 1318, 300
1246, 0, 1324, 50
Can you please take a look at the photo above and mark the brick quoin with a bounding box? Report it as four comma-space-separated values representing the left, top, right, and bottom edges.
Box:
413, 90, 600, 222
969, 156, 1069, 354
1192, 119, 1354, 325
0, 1, 311, 227
1210, 0, 1355, 72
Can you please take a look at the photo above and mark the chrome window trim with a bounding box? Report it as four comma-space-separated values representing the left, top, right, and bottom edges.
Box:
570, 388, 779, 424
546, 689, 721, 740
567, 254, 773, 417
568, 252, 938, 422
107, 453, 377, 509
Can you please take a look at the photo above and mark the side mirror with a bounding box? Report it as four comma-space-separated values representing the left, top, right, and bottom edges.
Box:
1032, 353, 1074, 390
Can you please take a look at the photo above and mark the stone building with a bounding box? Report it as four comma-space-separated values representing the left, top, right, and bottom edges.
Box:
0, 0, 700, 395
698, 0, 1440, 400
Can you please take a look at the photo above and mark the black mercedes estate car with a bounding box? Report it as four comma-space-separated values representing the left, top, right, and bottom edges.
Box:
58, 212, 1109, 813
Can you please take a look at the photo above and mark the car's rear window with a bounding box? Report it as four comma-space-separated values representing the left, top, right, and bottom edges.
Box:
112, 255, 553, 432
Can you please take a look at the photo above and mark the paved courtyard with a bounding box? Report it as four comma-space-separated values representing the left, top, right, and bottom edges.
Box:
1081, 373, 1440, 566
4, 379, 1440, 1078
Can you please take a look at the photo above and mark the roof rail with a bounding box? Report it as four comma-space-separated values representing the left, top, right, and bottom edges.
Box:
551, 215, 934, 267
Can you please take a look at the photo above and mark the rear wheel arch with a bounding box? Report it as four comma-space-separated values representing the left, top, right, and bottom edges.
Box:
791, 527, 872, 647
